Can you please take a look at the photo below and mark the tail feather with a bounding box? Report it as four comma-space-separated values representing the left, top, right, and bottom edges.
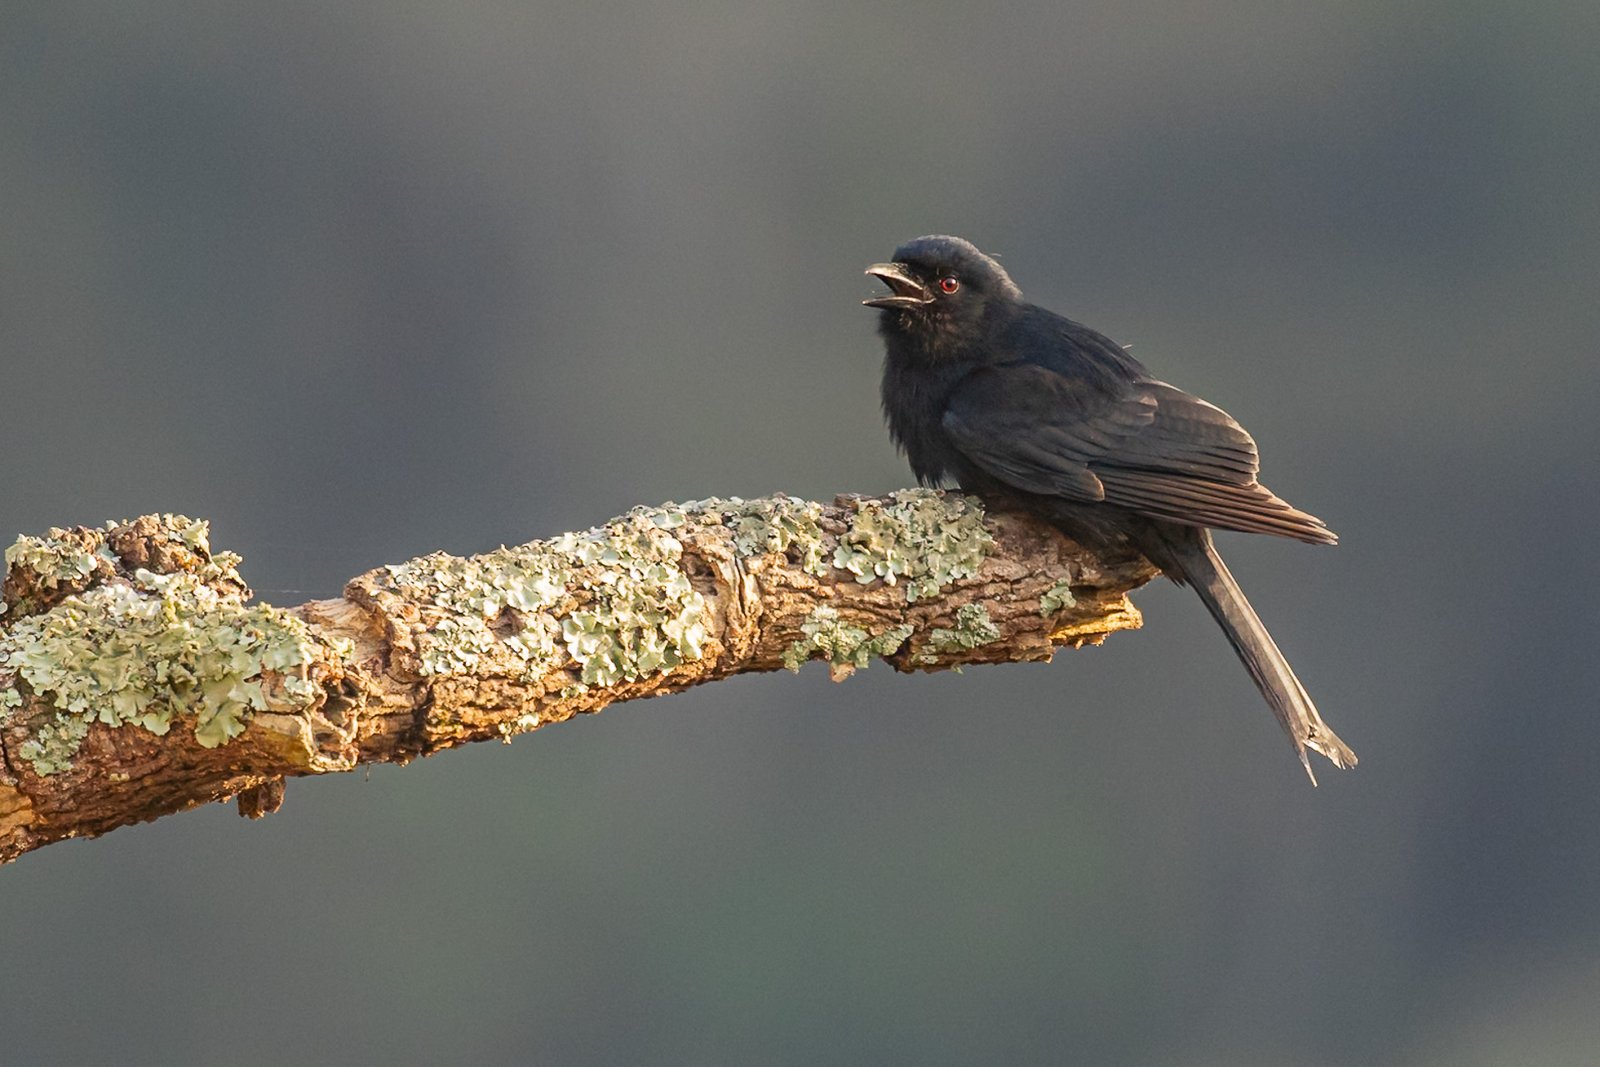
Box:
1169, 532, 1357, 784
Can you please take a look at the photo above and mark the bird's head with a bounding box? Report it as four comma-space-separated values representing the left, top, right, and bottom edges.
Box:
863, 235, 1022, 350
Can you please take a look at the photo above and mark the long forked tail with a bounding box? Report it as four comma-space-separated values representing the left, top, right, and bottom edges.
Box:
1169, 532, 1357, 784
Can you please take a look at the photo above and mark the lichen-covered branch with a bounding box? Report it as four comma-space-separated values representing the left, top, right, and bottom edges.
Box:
0, 492, 1157, 864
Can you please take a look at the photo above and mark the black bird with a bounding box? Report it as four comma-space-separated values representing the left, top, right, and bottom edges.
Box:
865, 235, 1355, 782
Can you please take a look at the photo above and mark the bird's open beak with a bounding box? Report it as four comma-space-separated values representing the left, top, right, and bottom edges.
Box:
863, 262, 934, 309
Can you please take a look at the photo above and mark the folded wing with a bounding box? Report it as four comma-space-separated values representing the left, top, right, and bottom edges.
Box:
941, 363, 1335, 544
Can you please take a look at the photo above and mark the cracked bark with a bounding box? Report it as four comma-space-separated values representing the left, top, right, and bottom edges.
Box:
0, 495, 1157, 864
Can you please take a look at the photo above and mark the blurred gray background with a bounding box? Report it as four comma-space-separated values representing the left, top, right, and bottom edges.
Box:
3, 2, 1598, 1064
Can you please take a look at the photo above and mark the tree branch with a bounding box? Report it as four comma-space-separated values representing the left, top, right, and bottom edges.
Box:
0, 492, 1157, 864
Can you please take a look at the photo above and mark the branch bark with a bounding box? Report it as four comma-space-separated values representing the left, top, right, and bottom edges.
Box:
0, 492, 1156, 864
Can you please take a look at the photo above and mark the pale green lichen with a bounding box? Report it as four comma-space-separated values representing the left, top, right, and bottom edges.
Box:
921, 604, 1002, 662
386, 540, 572, 678
1040, 578, 1077, 616
5, 579, 323, 752
15, 713, 89, 776
832, 489, 992, 602
422, 616, 501, 675
625, 494, 830, 575
558, 562, 707, 686
781, 605, 914, 674
387, 546, 570, 624
387, 508, 708, 685
3, 530, 111, 603
382, 492, 988, 689
0, 517, 343, 774
722, 496, 829, 576
4, 515, 246, 614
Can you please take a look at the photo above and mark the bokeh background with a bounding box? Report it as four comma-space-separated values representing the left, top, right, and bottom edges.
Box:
4, 2, 1598, 1063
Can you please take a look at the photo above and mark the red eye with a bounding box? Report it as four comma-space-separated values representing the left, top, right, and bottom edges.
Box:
939, 276, 960, 294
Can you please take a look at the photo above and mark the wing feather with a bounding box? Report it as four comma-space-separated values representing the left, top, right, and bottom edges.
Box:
942, 363, 1334, 544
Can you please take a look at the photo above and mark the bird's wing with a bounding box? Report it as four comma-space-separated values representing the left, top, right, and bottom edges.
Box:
942, 363, 1335, 543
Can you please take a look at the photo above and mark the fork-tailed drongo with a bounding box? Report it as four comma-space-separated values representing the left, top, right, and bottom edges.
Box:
865, 234, 1355, 782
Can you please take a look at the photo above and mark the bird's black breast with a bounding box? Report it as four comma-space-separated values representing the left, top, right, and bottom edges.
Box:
878, 340, 980, 488
879, 303, 1146, 488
